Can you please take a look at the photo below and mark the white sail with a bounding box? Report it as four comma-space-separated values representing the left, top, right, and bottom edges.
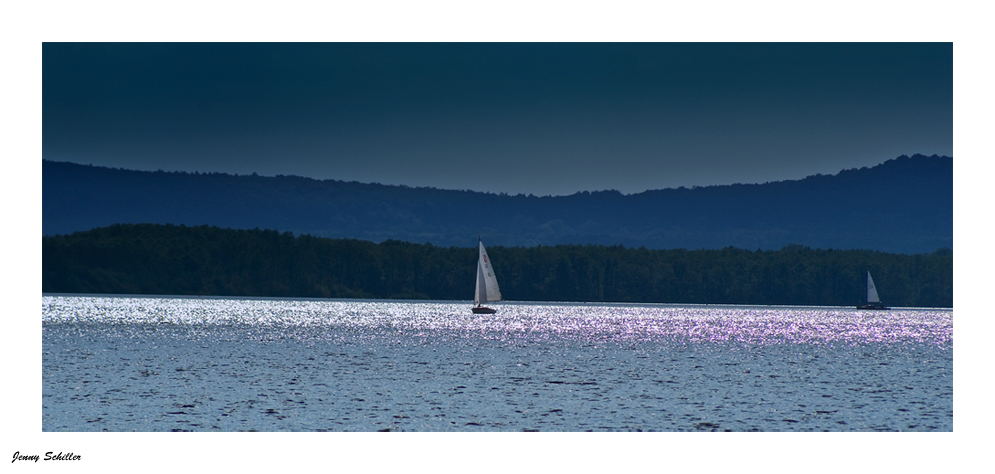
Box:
474, 240, 502, 305
866, 271, 881, 304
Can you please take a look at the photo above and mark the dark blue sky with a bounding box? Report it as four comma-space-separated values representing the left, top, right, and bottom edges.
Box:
43, 42, 952, 196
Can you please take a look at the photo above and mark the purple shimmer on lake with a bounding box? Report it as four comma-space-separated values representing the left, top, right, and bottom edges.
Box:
43, 296, 952, 432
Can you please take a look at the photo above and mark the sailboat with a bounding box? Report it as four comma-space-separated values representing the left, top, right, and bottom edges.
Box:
856, 271, 888, 310
472, 238, 501, 314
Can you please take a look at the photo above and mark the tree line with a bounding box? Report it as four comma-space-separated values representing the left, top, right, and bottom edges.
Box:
42, 224, 953, 307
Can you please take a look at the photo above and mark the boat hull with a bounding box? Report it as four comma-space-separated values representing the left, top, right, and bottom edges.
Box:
472, 306, 497, 314
856, 303, 888, 310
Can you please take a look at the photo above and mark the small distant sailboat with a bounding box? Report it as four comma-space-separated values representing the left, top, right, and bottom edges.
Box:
472, 238, 501, 314
856, 271, 888, 310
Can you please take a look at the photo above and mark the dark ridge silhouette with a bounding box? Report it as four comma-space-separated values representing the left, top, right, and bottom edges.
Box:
43, 154, 952, 254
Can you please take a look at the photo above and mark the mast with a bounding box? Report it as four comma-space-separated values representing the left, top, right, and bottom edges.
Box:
474, 245, 486, 305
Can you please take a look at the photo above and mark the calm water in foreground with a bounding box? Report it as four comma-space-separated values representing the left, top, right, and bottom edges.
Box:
42, 295, 952, 432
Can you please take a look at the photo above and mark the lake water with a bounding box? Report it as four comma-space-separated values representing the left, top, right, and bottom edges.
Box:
42, 295, 952, 432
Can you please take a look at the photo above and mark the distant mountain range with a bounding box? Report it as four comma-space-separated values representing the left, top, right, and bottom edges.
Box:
43, 154, 952, 254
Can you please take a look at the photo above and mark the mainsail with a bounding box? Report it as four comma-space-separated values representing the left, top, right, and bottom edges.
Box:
866, 271, 881, 304
474, 239, 502, 306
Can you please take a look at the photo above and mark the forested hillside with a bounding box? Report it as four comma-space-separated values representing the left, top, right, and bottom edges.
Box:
43, 224, 953, 307
43, 154, 953, 254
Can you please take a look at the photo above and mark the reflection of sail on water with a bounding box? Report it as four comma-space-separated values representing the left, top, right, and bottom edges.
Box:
866, 271, 880, 304
473, 239, 501, 314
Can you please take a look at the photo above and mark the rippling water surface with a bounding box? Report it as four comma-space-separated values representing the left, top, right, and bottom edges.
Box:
42, 296, 952, 432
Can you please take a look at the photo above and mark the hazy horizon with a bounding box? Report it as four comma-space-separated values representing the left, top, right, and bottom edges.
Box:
43, 152, 946, 198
